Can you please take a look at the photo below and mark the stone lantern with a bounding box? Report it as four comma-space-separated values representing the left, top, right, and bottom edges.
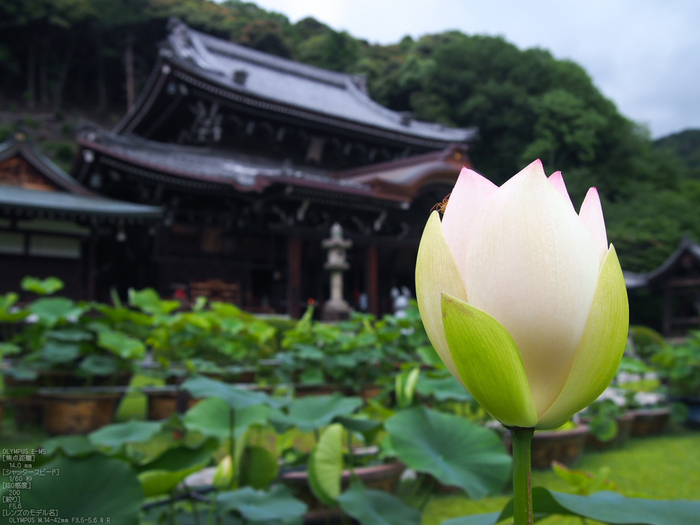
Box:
321, 223, 352, 321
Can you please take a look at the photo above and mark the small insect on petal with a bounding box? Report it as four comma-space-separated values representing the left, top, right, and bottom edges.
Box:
431, 193, 451, 215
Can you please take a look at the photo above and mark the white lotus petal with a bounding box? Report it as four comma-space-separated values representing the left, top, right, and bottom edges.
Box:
415, 211, 468, 386
441, 167, 498, 286
464, 160, 600, 416
548, 171, 574, 209
536, 246, 628, 429
579, 187, 608, 267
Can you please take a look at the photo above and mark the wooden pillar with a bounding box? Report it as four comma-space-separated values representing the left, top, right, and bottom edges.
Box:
86, 232, 98, 301
663, 285, 673, 337
287, 235, 302, 319
367, 243, 379, 316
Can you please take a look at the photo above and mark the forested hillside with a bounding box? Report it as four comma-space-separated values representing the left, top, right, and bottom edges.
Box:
1, 0, 698, 272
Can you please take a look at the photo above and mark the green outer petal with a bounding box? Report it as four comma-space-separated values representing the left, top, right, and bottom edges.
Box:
415, 211, 469, 384
536, 246, 629, 429
441, 293, 538, 428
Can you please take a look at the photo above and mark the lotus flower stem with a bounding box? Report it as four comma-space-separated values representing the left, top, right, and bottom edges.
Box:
229, 407, 237, 489
510, 426, 534, 525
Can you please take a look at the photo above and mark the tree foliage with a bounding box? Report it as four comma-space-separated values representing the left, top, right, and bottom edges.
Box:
0, 0, 697, 272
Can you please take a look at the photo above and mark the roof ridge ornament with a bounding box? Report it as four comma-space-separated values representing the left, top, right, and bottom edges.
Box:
233, 69, 248, 86
351, 74, 368, 94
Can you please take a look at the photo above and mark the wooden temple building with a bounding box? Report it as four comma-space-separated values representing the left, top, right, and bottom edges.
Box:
625, 238, 700, 337
67, 19, 476, 317
0, 132, 162, 300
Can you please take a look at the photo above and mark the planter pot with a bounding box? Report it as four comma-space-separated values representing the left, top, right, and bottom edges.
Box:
280, 461, 405, 523
355, 385, 382, 401
582, 413, 635, 451
145, 388, 179, 420
294, 384, 345, 398
293, 384, 382, 400
504, 425, 589, 470
144, 387, 199, 420
4, 371, 132, 429
629, 407, 670, 436
40, 392, 124, 435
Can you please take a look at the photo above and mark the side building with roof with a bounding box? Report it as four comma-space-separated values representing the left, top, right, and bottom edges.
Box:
625, 238, 700, 337
0, 132, 162, 300
71, 19, 476, 317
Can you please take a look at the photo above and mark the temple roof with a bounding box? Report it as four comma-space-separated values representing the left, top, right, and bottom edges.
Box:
78, 132, 465, 204
336, 146, 469, 200
624, 237, 700, 289
0, 133, 93, 195
0, 185, 162, 219
118, 19, 475, 146
78, 132, 396, 200
0, 133, 162, 220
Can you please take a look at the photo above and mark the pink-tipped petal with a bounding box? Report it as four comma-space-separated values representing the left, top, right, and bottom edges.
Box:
441, 167, 498, 285
548, 171, 574, 209
579, 187, 608, 266
465, 161, 600, 415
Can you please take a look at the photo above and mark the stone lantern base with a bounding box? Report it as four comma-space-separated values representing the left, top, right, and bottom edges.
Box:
321, 298, 351, 321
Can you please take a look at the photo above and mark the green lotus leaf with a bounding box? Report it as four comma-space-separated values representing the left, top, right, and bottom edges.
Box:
385, 406, 511, 499
79, 355, 118, 376
416, 372, 473, 402
43, 435, 96, 457
47, 328, 93, 341
307, 423, 344, 505
337, 481, 421, 525
89, 420, 163, 450
29, 297, 84, 327
441, 487, 700, 525
22, 276, 64, 295
240, 446, 279, 490
41, 340, 81, 363
17, 455, 143, 525
269, 393, 362, 433
182, 376, 284, 411
216, 485, 307, 523
128, 287, 180, 315
183, 397, 270, 441
138, 465, 204, 498
97, 329, 146, 360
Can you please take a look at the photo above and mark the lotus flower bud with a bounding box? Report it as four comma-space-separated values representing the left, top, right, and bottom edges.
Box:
415, 160, 628, 429
213, 454, 233, 490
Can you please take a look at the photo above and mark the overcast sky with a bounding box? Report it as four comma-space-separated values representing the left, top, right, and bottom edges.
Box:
244, 0, 700, 139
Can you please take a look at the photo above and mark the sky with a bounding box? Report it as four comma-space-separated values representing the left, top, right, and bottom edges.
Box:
243, 0, 700, 139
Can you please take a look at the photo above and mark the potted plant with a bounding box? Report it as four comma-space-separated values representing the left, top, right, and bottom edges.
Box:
579, 397, 634, 450
133, 290, 278, 419
268, 308, 419, 399
178, 376, 409, 525
503, 421, 589, 470
2, 278, 147, 434
28, 377, 309, 525
652, 331, 700, 427
623, 389, 670, 436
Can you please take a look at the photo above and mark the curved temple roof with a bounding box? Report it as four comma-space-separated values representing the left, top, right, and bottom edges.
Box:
0, 133, 162, 220
0, 185, 162, 219
120, 19, 475, 146
77, 131, 464, 204
625, 237, 700, 289
78, 132, 398, 200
